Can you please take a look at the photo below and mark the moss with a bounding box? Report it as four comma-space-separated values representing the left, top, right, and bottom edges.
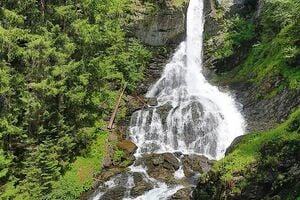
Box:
195, 109, 300, 199
214, 109, 300, 182
234, 21, 300, 90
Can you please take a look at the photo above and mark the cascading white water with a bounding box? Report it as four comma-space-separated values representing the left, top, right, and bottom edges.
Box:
130, 0, 245, 160
90, 0, 245, 199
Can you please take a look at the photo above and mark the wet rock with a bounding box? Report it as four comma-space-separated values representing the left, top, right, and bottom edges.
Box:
153, 157, 164, 166
157, 103, 173, 125
231, 83, 300, 132
182, 155, 214, 177
170, 187, 193, 200
131, 172, 153, 197
141, 153, 180, 183
225, 135, 246, 155
117, 140, 138, 155
145, 97, 158, 106
101, 186, 127, 200
126, 95, 145, 114
100, 167, 127, 182
163, 153, 180, 170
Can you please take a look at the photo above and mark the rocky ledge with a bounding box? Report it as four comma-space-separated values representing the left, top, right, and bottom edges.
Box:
90, 144, 215, 200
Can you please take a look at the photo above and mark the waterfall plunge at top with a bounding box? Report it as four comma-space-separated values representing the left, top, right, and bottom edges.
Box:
130, 0, 245, 160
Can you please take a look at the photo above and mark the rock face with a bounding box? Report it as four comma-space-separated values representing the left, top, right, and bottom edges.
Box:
203, 0, 257, 70
133, 1, 188, 46
101, 186, 127, 200
225, 135, 245, 155
231, 82, 300, 132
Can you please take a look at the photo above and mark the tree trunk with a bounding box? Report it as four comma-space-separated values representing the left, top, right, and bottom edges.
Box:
107, 83, 127, 130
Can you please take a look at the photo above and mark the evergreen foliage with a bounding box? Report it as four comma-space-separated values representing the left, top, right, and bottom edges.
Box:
0, 0, 151, 199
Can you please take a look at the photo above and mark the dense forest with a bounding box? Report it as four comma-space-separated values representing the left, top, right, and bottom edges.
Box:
0, 0, 152, 199
0, 0, 299, 199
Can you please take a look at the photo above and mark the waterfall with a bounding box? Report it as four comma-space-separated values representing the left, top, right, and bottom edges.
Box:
90, 0, 245, 199
130, 0, 245, 160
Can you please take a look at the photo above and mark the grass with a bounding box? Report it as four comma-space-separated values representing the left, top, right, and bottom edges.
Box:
47, 133, 107, 200
213, 108, 300, 181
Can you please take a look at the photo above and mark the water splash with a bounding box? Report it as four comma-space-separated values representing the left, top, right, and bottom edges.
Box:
130, 0, 245, 160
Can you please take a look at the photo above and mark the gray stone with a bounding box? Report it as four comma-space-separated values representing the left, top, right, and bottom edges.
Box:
163, 153, 180, 170
140, 153, 180, 183
133, 2, 188, 46
182, 154, 214, 177
157, 102, 173, 125
146, 97, 158, 106
101, 186, 127, 200
225, 135, 246, 155
170, 187, 193, 200
103, 156, 112, 168
131, 172, 153, 197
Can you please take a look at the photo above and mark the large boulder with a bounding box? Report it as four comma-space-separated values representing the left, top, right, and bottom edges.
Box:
145, 97, 158, 107
138, 153, 180, 183
171, 187, 194, 200
225, 135, 246, 155
101, 186, 127, 200
131, 172, 153, 197
117, 140, 138, 155
182, 154, 215, 178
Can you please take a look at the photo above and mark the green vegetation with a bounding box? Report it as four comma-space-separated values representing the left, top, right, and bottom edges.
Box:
0, 0, 151, 199
237, 0, 300, 90
197, 1, 300, 198
215, 109, 300, 181
47, 133, 107, 200
113, 149, 125, 163
142, 0, 188, 8
207, 16, 256, 60
139, 0, 188, 14
197, 109, 300, 199
213, 0, 300, 93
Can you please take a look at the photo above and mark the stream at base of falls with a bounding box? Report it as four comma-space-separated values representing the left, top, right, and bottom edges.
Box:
89, 0, 245, 199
